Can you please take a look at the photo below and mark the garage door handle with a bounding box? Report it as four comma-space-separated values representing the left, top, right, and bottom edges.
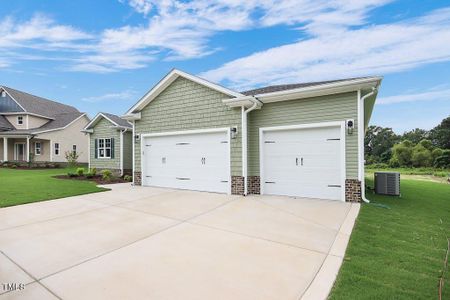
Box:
296, 158, 304, 166
176, 177, 190, 180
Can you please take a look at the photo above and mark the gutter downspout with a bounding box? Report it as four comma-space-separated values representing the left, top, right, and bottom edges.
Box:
119, 129, 126, 176
242, 97, 262, 196
359, 87, 377, 203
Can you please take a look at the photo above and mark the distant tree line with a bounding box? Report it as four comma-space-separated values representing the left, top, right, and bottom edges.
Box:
365, 116, 450, 168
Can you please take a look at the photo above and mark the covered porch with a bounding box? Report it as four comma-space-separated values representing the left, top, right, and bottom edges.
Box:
0, 136, 51, 163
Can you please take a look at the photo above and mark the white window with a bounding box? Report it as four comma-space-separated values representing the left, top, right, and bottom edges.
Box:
72, 144, 77, 155
35, 142, 41, 155
98, 138, 111, 158
1, 91, 5, 97
54, 143, 60, 155
17, 116, 23, 125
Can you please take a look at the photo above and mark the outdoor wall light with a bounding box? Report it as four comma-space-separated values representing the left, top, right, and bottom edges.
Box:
346, 119, 354, 135
134, 134, 140, 142
231, 127, 238, 139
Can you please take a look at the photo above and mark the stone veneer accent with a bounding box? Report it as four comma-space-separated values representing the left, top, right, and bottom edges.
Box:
231, 176, 244, 195
345, 179, 361, 202
134, 171, 142, 186
247, 176, 261, 194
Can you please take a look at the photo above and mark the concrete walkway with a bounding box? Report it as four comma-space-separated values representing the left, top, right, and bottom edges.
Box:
0, 184, 359, 300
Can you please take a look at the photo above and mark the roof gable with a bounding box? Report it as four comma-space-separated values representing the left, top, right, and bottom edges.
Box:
1, 86, 79, 119
125, 69, 243, 115
84, 112, 132, 130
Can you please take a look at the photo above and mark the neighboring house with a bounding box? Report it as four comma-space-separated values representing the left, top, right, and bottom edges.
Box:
0, 86, 90, 164
83, 112, 133, 176
123, 69, 382, 202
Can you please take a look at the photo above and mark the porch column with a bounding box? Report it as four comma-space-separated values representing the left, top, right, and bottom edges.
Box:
3, 137, 7, 161
26, 137, 30, 162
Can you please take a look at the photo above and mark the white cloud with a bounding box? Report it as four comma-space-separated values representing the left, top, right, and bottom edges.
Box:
81, 90, 136, 102
377, 86, 450, 105
202, 7, 450, 90
122, 0, 154, 15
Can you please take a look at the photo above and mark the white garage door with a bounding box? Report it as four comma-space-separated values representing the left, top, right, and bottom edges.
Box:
261, 125, 344, 201
142, 130, 230, 193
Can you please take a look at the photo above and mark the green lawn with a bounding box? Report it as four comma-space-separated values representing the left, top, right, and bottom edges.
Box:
0, 167, 108, 208
330, 178, 450, 299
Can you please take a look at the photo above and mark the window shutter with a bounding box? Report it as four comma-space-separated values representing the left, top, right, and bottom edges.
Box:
94, 139, 98, 159
111, 138, 115, 159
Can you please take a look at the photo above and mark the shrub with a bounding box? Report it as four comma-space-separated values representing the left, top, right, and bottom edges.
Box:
411, 144, 432, 167
434, 150, 450, 169
11, 164, 17, 169
85, 173, 94, 179
65, 150, 80, 167
76, 168, 85, 176
391, 140, 413, 167
90, 168, 97, 176
54, 163, 60, 168
123, 175, 132, 182
102, 169, 113, 181
432, 148, 443, 163
67, 172, 77, 177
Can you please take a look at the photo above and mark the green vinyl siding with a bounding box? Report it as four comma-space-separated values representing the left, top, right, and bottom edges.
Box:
248, 91, 359, 179
134, 77, 242, 176
89, 118, 121, 170
122, 131, 133, 170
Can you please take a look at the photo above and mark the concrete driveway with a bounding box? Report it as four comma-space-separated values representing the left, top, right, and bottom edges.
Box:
0, 184, 359, 300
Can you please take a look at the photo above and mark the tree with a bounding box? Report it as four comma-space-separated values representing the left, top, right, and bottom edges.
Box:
390, 140, 413, 167
411, 143, 432, 167
432, 148, 443, 162
65, 150, 80, 167
365, 126, 399, 163
429, 116, 450, 149
434, 150, 450, 168
402, 128, 429, 145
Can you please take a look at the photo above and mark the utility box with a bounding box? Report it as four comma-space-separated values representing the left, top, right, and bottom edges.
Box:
374, 172, 400, 196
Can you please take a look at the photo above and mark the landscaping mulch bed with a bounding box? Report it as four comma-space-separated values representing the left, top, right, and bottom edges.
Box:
54, 175, 130, 185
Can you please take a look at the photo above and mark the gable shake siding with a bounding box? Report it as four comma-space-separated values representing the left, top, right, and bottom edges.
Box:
134, 77, 242, 176
247, 91, 359, 179
89, 118, 121, 170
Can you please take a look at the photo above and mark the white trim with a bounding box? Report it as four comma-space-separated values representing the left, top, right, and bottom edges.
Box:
14, 142, 25, 161
0, 112, 54, 120
126, 69, 244, 114
223, 77, 382, 108
26, 115, 29, 129
83, 112, 132, 131
0, 87, 27, 112
259, 121, 346, 202
87, 136, 90, 170
32, 113, 87, 134
357, 90, 363, 181
26, 137, 29, 162
120, 130, 124, 176
3, 137, 7, 161
53, 142, 60, 156
34, 141, 41, 156
50, 139, 53, 162
241, 106, 246, 193
140, 127, 231, 138
96, 138, 112, 159
132, 120, 135, 185
17, 115, 24, 125
140, 127, 232, 195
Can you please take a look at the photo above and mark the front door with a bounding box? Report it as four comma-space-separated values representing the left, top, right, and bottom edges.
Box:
14, 143, 25, 161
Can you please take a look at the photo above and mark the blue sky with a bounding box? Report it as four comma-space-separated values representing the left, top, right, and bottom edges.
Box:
1, 0, 450, 133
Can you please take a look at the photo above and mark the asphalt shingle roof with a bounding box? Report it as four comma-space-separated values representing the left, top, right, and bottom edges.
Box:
101, 112, 132, 128
0, 115, 13, 130
2, 86, 79, 118
240, 77, 370, 96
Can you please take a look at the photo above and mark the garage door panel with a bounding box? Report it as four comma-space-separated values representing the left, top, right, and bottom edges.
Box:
262, 125, 343, 201
142, 131, 230, 194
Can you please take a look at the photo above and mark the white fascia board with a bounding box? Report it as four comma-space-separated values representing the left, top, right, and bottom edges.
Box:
125, 69, 243, 114
121, 112, 141, 121
84, 112, 120, 131
223, 77, 382, 106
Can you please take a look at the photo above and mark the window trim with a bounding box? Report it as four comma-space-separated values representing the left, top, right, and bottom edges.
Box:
54, 143, 60, 156
17, 116, 23, 125
35, 142, 41, 156
97, 138, 112, 159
